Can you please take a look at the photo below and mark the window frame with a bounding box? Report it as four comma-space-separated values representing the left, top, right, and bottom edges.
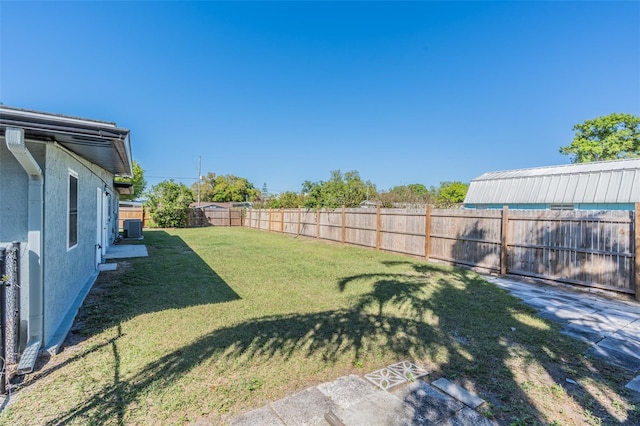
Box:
67, 169, 79, 250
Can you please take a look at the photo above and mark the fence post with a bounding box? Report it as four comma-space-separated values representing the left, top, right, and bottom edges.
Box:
297, 207, 302, 236
425, 205, 432, 260
341, 206, 346, 244
316, 209, 321, 239
376, 205, 381, 251
0, 247, 6, 395
268, 209, 272, 232
501, 206, 509, 275
280, 208, 285, 233
635, 203, 640, 301
248, 209, 252, 228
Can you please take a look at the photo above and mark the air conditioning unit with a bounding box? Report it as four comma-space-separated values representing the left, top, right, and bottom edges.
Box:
123, 219, 143, 238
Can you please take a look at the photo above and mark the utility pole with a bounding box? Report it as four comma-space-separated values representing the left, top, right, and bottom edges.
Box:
197, 156, 201, 207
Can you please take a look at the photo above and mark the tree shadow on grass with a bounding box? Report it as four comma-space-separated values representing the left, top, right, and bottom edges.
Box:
72, 230, 241, 340
33, 244, 638, 425
44, 308, 447, 425
366, 260, 639, 425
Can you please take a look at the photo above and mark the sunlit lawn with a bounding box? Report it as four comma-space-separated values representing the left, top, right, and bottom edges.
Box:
1, 227, 638, 425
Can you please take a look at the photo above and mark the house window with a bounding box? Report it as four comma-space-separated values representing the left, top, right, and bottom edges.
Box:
68, 170, 78, 249
550, 203, 574, 211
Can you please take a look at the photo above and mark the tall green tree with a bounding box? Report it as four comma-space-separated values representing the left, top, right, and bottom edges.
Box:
115, 160, 147, 200
146, 180, 194, 227
302, 170, 377, 208
275, 191, 304, 208
192, 173, 260, 202
559, 113, 640, 163
382, 183, 434, 206
436, 181, 469, 208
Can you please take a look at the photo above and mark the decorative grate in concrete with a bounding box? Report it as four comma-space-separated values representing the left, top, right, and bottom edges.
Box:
388, 360, 429, 381
365, 360, 429, 390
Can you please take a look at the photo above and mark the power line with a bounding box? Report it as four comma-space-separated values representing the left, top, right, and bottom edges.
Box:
147, 175, 198, 180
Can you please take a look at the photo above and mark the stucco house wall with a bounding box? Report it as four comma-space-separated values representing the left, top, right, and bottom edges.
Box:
43, 143, 117, 345
1, 105, 132, 370
0, 140, 44, 243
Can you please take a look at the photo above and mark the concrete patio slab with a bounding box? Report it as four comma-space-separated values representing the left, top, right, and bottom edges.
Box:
317, 375, 378, 408
598, 335, 640, 361
98, 263, 118, 271
229, 405, 284, 426
270, 386, 338, 426
587, 346, 640, 372
391, 380, 465, 424
447, 407, 497, 426
489, 276, 640, 373
597, 308, 640, 323
536, 306, 597, 323
623, 319, 640, 332
625, 375, 640, 393
561, 326, 606, 345
105, 244, 148, 259
330, 388, 410, 426
567, 318, 625, 335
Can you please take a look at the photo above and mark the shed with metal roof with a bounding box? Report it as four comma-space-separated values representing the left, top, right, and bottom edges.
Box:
464, 158, 640, 211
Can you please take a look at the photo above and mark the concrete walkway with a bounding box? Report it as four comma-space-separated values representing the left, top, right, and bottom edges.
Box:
485, 277, 640, 372
230, 374, 495, 426
485, 276, 640, 393
105, 243, 148, 259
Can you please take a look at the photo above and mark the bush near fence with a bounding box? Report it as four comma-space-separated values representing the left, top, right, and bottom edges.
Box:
244, 206, 640, 300
119, 206, 243, 228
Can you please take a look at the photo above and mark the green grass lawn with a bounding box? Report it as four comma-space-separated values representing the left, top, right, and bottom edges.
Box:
1, 228, 638, 425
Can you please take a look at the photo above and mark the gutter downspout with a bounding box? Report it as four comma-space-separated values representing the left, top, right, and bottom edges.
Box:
5, 127, 44, 373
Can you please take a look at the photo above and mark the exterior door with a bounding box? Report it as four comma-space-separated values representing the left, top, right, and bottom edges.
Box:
101, 191, 109, 257
96, 187, 103, 266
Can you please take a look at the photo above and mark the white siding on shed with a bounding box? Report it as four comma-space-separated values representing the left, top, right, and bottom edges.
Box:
465, 158, 640, 205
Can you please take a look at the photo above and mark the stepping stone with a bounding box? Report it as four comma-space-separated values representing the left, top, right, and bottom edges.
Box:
431, 378, 485, 409
229, 405, 283, 426
270, 386, 338, 426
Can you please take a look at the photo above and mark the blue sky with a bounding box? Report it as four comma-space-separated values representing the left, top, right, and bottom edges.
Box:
1, 1, 639, 195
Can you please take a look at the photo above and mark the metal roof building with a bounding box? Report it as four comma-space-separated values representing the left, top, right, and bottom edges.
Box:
464, 158, 640, 210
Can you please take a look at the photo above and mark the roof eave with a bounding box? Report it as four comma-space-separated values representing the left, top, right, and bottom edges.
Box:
0, 106, 133, 177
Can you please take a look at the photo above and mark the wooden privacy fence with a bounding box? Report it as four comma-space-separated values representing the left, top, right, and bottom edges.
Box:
118, 206, 150, 229
244, 205, 640, 299
189, 208, 243, 227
